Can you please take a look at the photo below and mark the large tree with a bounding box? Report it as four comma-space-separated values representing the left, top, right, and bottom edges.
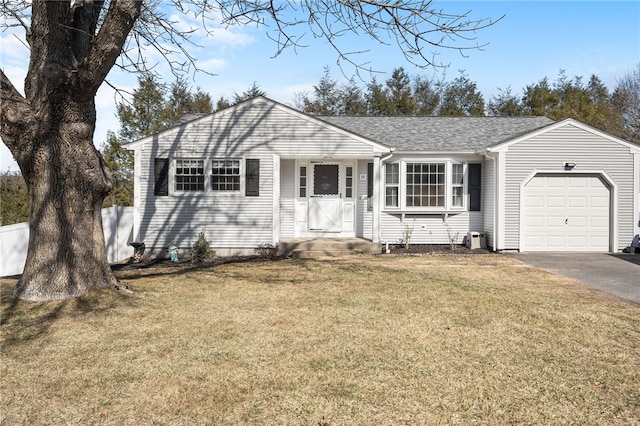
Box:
1, 1, 499, 301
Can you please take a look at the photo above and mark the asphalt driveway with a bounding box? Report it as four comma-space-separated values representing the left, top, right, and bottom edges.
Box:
510, 253, 640, 305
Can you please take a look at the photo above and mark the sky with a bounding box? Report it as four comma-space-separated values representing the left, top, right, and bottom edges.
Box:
1, 1, 639, 172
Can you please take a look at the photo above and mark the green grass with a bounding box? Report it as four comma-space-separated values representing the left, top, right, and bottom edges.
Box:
1, 255, 639, 425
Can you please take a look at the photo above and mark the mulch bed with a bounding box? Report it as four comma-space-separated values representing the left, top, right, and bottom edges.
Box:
112, 244, 491, 273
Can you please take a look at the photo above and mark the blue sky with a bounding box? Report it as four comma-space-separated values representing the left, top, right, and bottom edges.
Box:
1, 1, 639, 172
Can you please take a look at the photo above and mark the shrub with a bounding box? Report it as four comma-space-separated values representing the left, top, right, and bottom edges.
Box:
189, 230, 216, 262
254, 243, 280, 260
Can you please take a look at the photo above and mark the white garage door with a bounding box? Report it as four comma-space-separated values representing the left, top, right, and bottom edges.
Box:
523, 174, 610, 252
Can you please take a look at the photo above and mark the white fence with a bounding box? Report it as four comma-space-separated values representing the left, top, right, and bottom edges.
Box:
0, 205, 134, 277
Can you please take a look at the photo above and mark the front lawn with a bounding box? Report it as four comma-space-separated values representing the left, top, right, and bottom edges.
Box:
1, 255, 639, 425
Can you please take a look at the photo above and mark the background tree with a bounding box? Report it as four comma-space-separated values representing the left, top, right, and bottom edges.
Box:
437, 71, 485, 116
522, 77, 559, 117
413, 75, 442, 116
612, 63, 640, 143
487, 87, 526, 117
164, 77, 214, 125
2, 1, 498, 300
0, 171, 29, 226
300, 68, 343, 115
385, 67, 417, 116
101, 133, 134, 208
233, 82, 266, 104
116, 75, 167, 142
341, 79, 367, 116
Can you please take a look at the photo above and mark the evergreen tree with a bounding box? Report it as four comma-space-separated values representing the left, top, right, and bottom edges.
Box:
365, 77, 391, 116
522, 77, 560, 117
413, 75, 441, 116
302, 68, 343, 115
101, 133, 134, 207
438, 71, 485, 116
341, 79, 367, 115
233, 81, 267, 104
165, 77, 214, 124
117, 76, 168, 142
0, 171, 29, 226
386, 67, 417, 115
487, 86, 526, 116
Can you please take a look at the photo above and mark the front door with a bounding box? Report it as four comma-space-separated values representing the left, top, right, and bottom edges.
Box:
295, 161, 355, 236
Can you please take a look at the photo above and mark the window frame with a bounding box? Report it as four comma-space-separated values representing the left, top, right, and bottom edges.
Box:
384, 163, 400, 208
171, 157, 246, 196
210, 158, 241, 193
174, 158, 205, 192
383, 159, 469, 212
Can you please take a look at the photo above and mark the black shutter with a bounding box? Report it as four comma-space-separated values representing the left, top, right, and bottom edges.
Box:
367, 162, 373, 211
469, 163, 481, 211
154, 158, 169, 196
246, 159, 260, 196
367, 163, 373, 198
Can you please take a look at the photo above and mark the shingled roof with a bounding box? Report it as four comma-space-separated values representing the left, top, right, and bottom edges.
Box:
318, 116, 554, 152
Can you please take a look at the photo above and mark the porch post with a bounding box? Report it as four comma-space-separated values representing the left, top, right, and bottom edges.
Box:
372, 155, 381, 242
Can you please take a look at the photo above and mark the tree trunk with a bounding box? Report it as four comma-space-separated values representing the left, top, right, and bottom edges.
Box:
13, 99, 116, 301
0, 1, 143, 301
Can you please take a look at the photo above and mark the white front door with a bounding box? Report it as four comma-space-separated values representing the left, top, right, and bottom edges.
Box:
295, 161, 356, 236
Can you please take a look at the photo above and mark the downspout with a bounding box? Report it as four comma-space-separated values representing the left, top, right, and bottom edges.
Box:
483, 148, 499, 252
376, 149, 395, 246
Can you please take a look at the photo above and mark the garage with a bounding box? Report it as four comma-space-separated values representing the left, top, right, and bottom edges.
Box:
522, 173, 610, 252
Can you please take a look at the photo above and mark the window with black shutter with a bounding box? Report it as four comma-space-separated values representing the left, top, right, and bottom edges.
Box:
154, 158, 169, 196
245, 159, 260, 196
469, 163, 481, 211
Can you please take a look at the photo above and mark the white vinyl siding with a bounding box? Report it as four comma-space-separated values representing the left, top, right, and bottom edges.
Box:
503, 123, 635, 251
134, 99, 387, 252
380, 212, 483, 245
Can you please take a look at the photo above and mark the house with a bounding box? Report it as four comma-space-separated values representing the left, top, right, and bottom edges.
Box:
127, 96, 640, 256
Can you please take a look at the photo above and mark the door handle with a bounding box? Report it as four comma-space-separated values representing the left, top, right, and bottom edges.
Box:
565, 218, 568, 225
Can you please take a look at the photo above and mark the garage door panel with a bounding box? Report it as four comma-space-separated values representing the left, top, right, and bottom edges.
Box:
568, 177, 588, 188
547, 216, 566, 227
523, 174, 610, 252
546, 236, 566, 249
590, 196, 609, 208
547, 196, 565, 207
590, 216, 608, 227
527, 196, 544, 207
569, 196, 587, 208
570, 216, 587, 227
568, 235, 588, 248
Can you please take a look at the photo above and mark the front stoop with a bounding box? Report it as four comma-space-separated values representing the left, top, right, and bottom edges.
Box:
279, 238, 381, 259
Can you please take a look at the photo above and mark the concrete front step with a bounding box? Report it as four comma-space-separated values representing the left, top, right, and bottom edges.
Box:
280, 238, 381, 258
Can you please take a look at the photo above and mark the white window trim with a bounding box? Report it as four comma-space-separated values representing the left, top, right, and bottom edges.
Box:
383, 160, 468, 212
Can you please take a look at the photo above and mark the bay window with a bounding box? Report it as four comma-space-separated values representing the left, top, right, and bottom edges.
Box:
406, 163, 445, 207
384, 161, 477, 211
